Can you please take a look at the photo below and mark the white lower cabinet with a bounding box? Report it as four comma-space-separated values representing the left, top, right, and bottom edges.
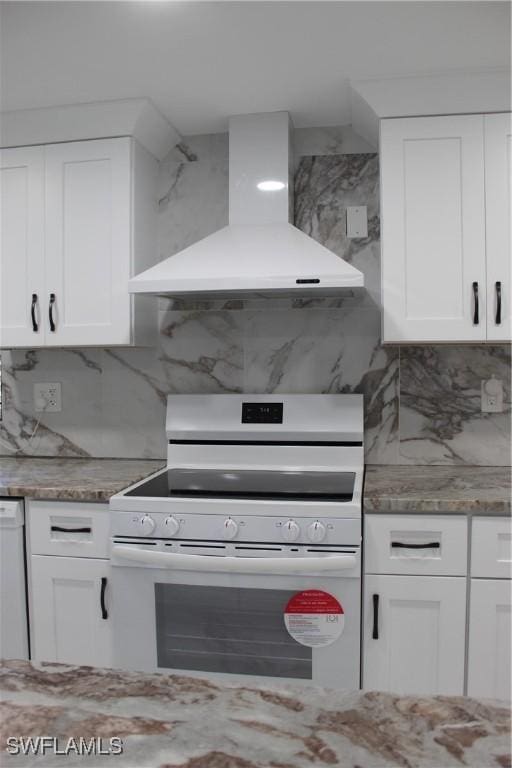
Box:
363, 574, 466, 695
466, 516, 511, 701
28, 500, 112, 667
467, 578, 511, 701
364, 514, 512, 699
30, 554, 112, 667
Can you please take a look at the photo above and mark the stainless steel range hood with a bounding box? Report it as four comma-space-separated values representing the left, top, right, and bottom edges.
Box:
129, 111, 364, 299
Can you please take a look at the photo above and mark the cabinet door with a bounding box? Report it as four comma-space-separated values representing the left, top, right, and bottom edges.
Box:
31, 555, 112, 667
485, 113, 512, 342
363, 574, 466, 695
381, 115, 486, 342
44, 138, 132, 346
0, 146, 45, 347
467, 578, 511, 701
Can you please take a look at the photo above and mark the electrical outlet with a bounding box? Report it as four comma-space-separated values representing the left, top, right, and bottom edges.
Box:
481, 377, 503, 413
34, 382, 62, 413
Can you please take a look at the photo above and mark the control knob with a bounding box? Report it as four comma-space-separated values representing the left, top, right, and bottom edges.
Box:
307, 520, 326, 543
223, 518, 239, 540
164, 515, 180, 536
282, 519, 301, 542
139, 514, 156, 536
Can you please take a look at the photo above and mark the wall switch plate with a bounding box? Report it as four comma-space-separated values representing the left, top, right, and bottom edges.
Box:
34, 382, 62, 413
346, 206, 368, 238
481, 377, 503, 413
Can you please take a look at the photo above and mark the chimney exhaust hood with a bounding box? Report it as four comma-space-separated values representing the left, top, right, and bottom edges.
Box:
129, 111, 364, 299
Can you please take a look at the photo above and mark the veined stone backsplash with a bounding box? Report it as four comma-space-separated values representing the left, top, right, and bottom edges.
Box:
0, 129, 510, 465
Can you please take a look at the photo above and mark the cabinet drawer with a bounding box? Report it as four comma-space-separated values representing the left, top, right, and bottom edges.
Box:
28, 501, 109, 558
365, 515, 467, 576
471, 517, 511, 579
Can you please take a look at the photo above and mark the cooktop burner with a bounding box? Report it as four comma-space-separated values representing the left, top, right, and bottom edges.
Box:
125, 468, 355, 502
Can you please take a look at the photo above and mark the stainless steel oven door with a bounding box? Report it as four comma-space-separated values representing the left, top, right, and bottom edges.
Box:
110, 544, 361, 689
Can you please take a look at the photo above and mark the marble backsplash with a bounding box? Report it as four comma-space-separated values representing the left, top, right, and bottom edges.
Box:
0, 129, 510, 465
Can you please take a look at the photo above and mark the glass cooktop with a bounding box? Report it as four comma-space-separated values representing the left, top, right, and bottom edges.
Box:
125, 468, 355, 502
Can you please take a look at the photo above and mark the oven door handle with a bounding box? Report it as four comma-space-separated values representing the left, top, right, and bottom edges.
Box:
111, 545, 357, 574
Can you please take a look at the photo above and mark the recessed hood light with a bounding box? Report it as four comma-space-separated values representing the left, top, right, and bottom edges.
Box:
128, 111, 365, 299
257, 180, 286, 191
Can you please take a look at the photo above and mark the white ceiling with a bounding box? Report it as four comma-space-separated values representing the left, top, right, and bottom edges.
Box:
1, 1, 509, 135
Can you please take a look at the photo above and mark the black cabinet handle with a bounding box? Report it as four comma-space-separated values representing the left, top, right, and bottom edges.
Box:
50, 525, 92, 533
472, 282, 479, 325
391, 541, 440, 549
100, 577, 108, 620
372, 594, 379, 639
496, 281, 502, 325
49, 293, 56, 332
31, 294, 38, 332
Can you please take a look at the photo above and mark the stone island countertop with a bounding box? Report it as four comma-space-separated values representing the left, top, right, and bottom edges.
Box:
0, 660, 510, 768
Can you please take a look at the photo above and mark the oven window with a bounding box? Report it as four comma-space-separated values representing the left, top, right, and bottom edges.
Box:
155, 584, 312, 679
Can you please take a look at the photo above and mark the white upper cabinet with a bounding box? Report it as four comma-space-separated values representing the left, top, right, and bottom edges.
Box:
381, 113, 511, 343
0, 146, 45, 347
44, 139, 131, 346
0, 137, 158, 347
484, 113, 512, 342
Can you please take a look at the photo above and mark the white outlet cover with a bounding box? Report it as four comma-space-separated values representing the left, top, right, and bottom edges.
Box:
481, 378, 503, 413
34, 382, 62, 413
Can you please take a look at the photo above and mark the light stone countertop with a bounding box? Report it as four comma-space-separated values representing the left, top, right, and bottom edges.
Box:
0, 660, 510, 768
0, 457, 165, 502
364, 465, 511, 515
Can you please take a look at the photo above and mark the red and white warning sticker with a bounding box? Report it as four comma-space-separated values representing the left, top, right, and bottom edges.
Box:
284, 590, 345, 648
